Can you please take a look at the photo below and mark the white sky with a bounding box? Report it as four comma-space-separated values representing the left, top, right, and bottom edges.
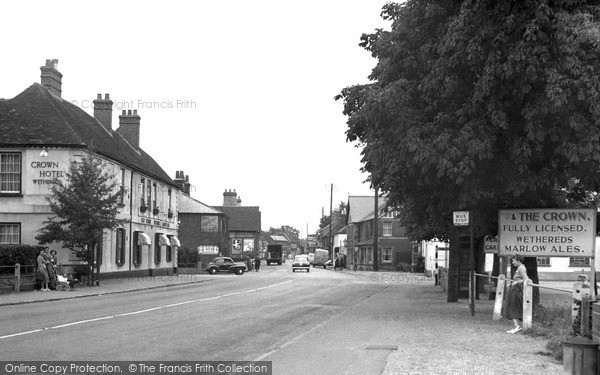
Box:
1, 0, 392, 236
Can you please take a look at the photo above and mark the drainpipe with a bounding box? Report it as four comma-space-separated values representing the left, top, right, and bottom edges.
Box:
129, 170, 134, 272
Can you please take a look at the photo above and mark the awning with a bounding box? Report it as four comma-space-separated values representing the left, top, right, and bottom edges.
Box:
169, 236, 181, 247
137, 232, 152, 246
158, 234, 170, 246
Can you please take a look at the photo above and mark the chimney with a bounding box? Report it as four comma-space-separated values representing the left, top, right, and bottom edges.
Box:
223, 189, 238, 206
93, 94, 113, 131
116, 109, 141, 148
174, 171, 191, 195
40, 59, 63, 97
236, 196, 242, 206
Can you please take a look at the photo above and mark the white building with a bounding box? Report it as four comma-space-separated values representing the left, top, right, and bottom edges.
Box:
0, 59, 181, 276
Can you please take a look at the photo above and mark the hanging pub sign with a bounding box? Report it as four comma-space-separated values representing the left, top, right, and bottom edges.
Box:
498, 208, 596, 257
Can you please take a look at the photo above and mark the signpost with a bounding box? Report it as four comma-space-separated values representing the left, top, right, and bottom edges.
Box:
498, 208, 597, 296
454, 210, 475, 316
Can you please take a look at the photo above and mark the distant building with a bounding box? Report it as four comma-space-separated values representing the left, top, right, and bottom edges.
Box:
0, 59, 181, 277
345, 195, 411, 271
213, 189, 261, 259
177, 182, 229, 263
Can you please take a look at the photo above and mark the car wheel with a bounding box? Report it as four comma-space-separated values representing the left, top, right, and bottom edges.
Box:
292, 269, 296, 272
235, 268, 244, 275
208, 268, 218, 274
323, 265, 327, 269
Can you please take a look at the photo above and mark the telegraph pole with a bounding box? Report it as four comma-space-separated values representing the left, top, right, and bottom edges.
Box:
329, 183, 334, 262
373, 187, 379, 271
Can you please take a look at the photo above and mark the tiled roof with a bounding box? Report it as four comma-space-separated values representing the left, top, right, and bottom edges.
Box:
346, 196, 388, 224
179, 195, 224, 214
213, 206, 261, 232
0, 83, 175, 187
270, 235, 288, 242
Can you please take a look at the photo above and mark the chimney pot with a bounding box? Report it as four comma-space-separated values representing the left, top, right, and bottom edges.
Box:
105, 94, 110, 99
127, 110, 132, 115
93, 92, 114, 131
40, 58, 63, 97
133, 110, 138, 115
122, 110, 126, 115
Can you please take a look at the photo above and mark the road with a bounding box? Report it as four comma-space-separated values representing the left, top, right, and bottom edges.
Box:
0, 263, 388, 369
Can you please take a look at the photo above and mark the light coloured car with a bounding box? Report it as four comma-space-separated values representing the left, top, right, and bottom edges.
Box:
292, 255, 310, 272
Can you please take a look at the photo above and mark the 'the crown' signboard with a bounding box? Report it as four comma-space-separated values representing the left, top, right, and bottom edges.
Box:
498, 208, 596, 257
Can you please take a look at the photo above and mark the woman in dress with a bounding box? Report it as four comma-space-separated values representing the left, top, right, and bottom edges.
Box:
505, 254, 528, 333
37, 249, 50, 291
47, 250, 58, 290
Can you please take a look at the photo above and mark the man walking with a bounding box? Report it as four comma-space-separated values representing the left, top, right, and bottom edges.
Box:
254, 257, 261, 272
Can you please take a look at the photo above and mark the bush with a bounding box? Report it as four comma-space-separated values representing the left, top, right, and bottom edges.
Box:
177, 247, 200, 265
0, 245, 47, 273
413, 256, 425, 273
524, 302, 572, 361
396, 262, 412, 272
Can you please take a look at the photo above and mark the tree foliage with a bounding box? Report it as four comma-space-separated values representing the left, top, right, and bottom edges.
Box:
337, 0, 600, 240
269, 225, 300, 242
37, 153, 124, 278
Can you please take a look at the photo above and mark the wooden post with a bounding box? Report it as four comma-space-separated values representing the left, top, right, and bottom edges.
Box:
469, 270, 475, 316
523, 279, 533, 330
14, 263, 20, 293
582, 296, 590, 337
493, 274, 506, 320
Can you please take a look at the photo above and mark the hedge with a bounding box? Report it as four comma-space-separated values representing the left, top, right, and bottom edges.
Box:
0, 244, 47, 273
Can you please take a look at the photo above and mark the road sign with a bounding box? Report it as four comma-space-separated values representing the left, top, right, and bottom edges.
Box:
453, 211, 470, 226
498, 208, 596, 257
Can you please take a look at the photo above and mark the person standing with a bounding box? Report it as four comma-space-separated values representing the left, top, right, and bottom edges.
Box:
37, 249, 50, 291
254, 257, 260, 272
505, 254, 529, 333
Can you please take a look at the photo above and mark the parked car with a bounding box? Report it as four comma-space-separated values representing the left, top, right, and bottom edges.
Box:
203, 257, 247, 275
292, 255, 310, 272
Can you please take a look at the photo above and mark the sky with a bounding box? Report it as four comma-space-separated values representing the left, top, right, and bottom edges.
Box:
1, 0, 393, 236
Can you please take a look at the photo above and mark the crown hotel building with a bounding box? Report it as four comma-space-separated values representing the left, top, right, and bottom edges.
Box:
0, 59, 181, 276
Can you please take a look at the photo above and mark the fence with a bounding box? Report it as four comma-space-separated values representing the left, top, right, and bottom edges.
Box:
472, 272, 576, 330
0, 264, 38, 293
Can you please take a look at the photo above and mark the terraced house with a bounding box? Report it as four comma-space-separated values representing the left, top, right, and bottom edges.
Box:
0, 59, 181, 277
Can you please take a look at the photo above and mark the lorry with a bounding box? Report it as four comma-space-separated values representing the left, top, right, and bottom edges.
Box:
313, 248, 330, 268
266, 244, 283, 265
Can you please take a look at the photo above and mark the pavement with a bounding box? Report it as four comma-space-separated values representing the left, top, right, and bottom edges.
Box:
0, 273, 216, 306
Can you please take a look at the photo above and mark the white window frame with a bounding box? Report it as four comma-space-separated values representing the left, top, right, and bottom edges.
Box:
0, 223, 20, 244
383, 221, 392, 237
0, 153, 21, 194
382, 248, 392, 263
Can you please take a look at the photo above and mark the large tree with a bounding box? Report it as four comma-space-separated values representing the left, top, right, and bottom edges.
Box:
37, 153, 124, 285
337, 0, 600, 241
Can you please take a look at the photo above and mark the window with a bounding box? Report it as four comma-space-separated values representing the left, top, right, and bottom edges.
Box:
115, 228, 126, 265
152, 183, 157, 211
154, 233, 162, 265
0, 223, 20, 244
120, 168, 126, 204
570, 257, 590, 267
382, 248, 392, 263
146, 180, 152, 211
382, 209, 396, 218
0, 153, 21, 194
537, 257, 551, 267
168, 189, 172, 212
366, 247, 373, 263
140, 178, 146, 207
166, 235, 173, 263
133, 232, 142, 265
383, 221, 392, 237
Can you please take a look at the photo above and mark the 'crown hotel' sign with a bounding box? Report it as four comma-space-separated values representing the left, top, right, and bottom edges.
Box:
498, 208, 596, 257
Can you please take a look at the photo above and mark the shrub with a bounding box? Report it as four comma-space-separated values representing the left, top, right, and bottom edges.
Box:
0, 245, 47, 273
524, 302, 572, 361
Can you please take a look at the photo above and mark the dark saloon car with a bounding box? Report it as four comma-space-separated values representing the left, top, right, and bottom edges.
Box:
292, 255, 310, 272
203, 257, 247, 275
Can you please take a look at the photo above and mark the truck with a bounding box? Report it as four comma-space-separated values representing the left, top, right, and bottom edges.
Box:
313, 248, 330, 268
266, 244, 283, 265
